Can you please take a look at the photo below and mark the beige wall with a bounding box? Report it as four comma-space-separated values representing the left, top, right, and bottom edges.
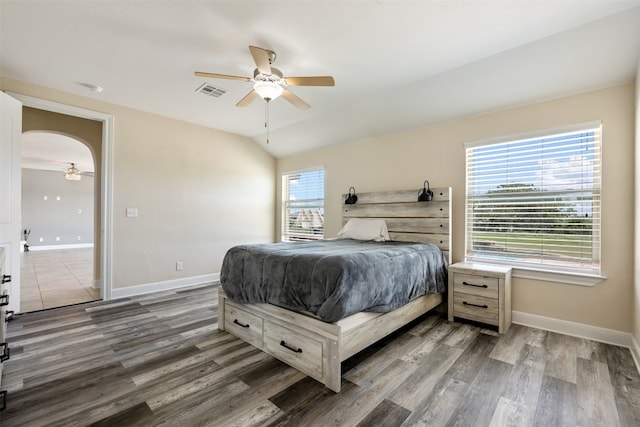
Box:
278, 83, 635, 332
2, 77, 276, 289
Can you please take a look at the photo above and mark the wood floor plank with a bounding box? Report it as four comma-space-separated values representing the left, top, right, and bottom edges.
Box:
445, 331, 499, 383
489, 396, 530, 427
356, 398, 411, 427
445, 358, 513, 426
543, 331, 578, 384
389, 343, 465, 411
400, 373, 468, 426
532, 375, 577, 426
576, 357, 621, 427
88, 402, 154, 427
500, 343, 546, 422
603, 344, 640, 426
1, 283, 638, 427
343, 331, 421, 386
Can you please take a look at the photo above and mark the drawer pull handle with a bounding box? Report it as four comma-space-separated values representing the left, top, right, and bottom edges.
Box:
233, 319, 250, 328
280, 340, 303, 354
0, 390, 6, 411
0, 342, 9, 363
1, 275, 10, 284
0, 295, 8, 307
463, 281, 488, 288
463, 301, 488, 309
5, 310, 14, 322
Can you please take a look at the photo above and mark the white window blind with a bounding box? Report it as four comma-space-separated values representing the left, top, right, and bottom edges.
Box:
282, 168, 325, 241
465, 123, 601, 274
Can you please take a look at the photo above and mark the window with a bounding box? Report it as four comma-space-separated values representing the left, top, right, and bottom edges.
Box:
282, 168, 325, 241
465, 122, 601, 275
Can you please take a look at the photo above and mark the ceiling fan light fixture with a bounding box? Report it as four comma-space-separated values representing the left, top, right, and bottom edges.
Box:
253, 81, 283, 101
65, 163, 82, 181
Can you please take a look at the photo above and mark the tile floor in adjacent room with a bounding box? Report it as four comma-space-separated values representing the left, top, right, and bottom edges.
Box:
20, 247, 100, 312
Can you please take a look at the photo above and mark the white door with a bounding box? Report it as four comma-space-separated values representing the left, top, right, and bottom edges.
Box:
0, 92, 22, 313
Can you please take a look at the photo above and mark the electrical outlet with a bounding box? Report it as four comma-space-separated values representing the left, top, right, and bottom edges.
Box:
176, 261, 183, 271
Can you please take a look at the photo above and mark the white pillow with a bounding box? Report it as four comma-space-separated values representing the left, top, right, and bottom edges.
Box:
337, 219, 390, 242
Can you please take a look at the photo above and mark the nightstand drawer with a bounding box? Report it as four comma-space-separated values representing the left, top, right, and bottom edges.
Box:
453, 273, 498, 298
264, 321, 323, 379
224, 303, 264, 349
453, 293, 499, 324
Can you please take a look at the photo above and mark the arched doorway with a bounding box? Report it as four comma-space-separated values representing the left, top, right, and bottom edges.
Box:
21, 131, 99, 310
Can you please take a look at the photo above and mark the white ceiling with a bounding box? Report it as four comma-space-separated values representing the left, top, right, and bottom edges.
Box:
2, 1, 640, 159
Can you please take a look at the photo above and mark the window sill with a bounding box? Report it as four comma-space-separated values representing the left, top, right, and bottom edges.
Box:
464, 258, 605, 286
512, 267, 605, 286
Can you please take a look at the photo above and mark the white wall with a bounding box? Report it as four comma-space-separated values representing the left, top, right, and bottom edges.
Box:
1, 77, 276, 291
279, 83, 635, 333
22, 168, 94, 247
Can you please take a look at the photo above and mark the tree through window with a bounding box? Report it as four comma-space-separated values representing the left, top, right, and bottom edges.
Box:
465, 122, 601, 274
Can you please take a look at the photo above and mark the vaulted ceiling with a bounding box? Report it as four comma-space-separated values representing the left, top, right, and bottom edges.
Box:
2, 1, 640, 158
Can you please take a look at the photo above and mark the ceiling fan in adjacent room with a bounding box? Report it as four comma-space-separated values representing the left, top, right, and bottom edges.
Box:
195, 45, 335, 110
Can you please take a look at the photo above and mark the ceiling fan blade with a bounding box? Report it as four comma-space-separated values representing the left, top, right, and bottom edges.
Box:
194, 71, 251, 82
249, 46, 272, 75
284, 76, 335, 86
281, 88, 310, 110
236, 90, 259, 107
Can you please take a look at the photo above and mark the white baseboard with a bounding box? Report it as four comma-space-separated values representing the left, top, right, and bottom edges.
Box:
111, 273, 219, 299
26, 243, 94, 251
513, 311, 640, 374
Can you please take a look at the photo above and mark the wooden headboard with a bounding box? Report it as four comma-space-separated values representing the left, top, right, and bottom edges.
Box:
341, 187, 452, 263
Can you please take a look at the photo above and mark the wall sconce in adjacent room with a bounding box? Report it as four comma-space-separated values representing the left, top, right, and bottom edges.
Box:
418, 180, 433, 202
345, 187, 358, 205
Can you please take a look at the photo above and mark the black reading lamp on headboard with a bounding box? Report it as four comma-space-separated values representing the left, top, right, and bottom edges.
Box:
345, 186, 358, 205
418, 180, 433, 202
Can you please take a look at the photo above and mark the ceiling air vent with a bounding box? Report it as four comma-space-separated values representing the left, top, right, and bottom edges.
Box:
196, 83, 227, 98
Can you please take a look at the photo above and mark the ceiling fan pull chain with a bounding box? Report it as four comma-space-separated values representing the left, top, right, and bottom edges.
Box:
265, 100, 270, 144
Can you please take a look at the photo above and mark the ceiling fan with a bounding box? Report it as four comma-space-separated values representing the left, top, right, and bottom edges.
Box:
195, 46, 335, 110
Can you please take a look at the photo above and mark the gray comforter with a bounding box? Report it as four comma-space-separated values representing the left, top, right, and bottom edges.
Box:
220, 239, 448, 322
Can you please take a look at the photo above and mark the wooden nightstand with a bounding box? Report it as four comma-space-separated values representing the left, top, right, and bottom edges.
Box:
447, 262, 512, 333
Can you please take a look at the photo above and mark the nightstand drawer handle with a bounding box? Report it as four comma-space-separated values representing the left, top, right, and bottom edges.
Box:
462, 281, 488, 288
233, 319, 250, 328
463, 301, 488, 309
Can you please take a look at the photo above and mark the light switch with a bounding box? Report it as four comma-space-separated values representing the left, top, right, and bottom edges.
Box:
126, 208, 138, 218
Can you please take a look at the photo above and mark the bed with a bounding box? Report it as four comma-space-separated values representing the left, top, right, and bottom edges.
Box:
218, 187, 451, 392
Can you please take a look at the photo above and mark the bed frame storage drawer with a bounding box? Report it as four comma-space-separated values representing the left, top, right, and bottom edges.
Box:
263, 320, 324, 380
224, 303, 264, 349
452, 273, 498, 298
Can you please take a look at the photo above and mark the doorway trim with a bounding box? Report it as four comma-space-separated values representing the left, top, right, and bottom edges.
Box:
9, 92, 114, 300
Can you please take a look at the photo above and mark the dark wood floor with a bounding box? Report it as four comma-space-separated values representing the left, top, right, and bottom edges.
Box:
1, 283, 639, 426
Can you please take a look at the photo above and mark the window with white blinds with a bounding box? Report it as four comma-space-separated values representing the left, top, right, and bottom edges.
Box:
465, 122, 602, 274
282, 168, 325, 241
